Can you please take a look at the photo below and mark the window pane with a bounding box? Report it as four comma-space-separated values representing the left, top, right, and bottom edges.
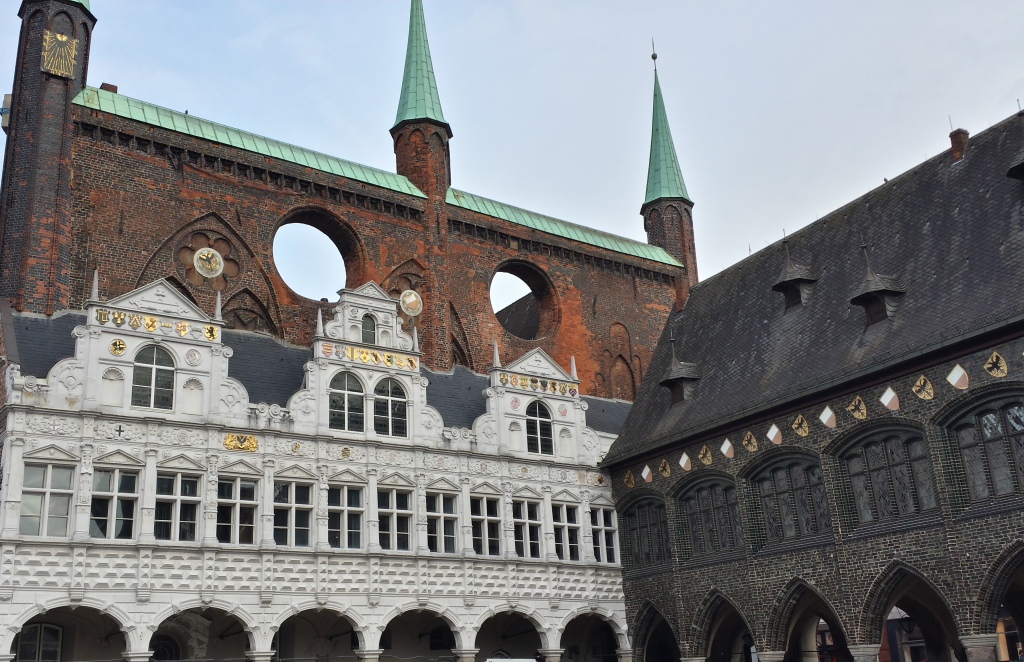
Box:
156, 476, 175, 495
24, 465, 46, 489
133, 364, 152, 386
443, 496, 455, 514
328, 488, 342, 507
274, 483, 289, 503
396, 492, 410, 510
50, 467, 74, 490
154, 368, 174, 389
93, 470, 112, 493
294, 485, 311, 505
180, 478, 199, 497
218, 481, 234, 500
119, 473, 138, 493
153, 389, 174, 410
348, 488, 362, 508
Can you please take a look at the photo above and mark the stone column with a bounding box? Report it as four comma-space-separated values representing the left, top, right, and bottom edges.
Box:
202, 453, 220, 545
355, 649, 384, 662
315, 463, 330, 550
453, 649, 479, 662
416, 472, 429, 554
247, 652, 275, 662
848, 644, 880, 662
542, 485, 558, 561
538, 649, 564, 662
961, 634, 999, 662
71, 442, 94, 542
367, 468, 381, 552
757, 651, 787, 662
460, 476, 474, 555
123, 652, 152, 662
0, 438, 26, 536
137, 448, 158, 545
615, 649, 634, 662
580, 489, 596, 562
260, 459, 276, 547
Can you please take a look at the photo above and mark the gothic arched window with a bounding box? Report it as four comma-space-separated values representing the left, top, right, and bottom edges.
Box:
953, 400, 1024, 502
361, 315, 376, 345
525, 401, 554, 455
131, 345, 175, 410
373, 379, 407, 438
328, 371, 364, 432
755, 460, 831, 543
624, 499, 671, 567
680, 481, 743, 558
842, 432, 938, 525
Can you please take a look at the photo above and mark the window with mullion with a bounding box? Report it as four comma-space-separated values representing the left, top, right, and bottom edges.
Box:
525, 401, 554, 455
15, 624, 62, 662
426, 492, 458, 554
756, 462, 831, 544
21, 464, 74, 537
155, 473, 201, 542
328, 485, 363, 549
273, 481, 313, 547
373, 379, 408, 438
681, 482, 743, 558
589, 507, 618, 563
625, 500, 670, 567
90, 468, 138, 540
843, 433, 938, 526
956, 403, 1024, 502
131, 345, 175, 410
471, 496, 501, 555
513, 498, 542, 559
328, 372, 365, 432
378, 488, 412, 550
216, 477, 258, 544
552, 503, 581, 561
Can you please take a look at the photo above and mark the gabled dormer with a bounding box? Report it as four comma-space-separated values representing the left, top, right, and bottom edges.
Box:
849, 243, 907, 325
319, 281, 417, 351
771, 240, 819, 311
659, 331, 700, 406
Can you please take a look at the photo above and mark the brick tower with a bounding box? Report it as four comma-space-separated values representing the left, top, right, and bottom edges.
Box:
641, 69, 698, 295
0, 0, 96, 314
389, 0, 454, 367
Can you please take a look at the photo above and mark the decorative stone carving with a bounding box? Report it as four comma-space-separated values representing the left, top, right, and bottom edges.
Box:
26, 415, 81, 436
158, 427, 205, 447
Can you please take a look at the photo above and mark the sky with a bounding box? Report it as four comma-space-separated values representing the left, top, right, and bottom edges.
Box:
2, 1, 1024, 308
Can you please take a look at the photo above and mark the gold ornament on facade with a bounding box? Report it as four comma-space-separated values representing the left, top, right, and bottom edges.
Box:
698, 445, 713, 465
658, 459, 671, 478
792, 415, 810, 437
985, 352, 1008, 378
847, 395, 868, 419
177, 233, 241, 291
41, 30, 78, 79
224, 434, 259, 452
109, 339, 127, 356
912, 375, 934, 400
742, 431, 759, 453
204, 325, 219, 341
623, 471, 635, 488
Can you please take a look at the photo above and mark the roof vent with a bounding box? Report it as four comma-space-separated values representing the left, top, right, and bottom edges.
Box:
659, 330, 701, 405
771, 239, 819, 311
950, 128, 969, 162
99, 82, 118, 94
850, 242, 906, 325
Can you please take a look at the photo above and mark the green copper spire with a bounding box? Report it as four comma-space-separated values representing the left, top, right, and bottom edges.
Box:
393, 0, 448, 132
644, 71, 689, 205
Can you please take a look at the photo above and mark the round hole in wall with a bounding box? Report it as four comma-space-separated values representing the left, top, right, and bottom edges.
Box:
489, 260, 560, 341
273, 210, 363, 300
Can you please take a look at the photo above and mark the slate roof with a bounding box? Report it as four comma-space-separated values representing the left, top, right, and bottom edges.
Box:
605, 111, 1024, 464
3, 314, 629, 434
494, 293, 540, 341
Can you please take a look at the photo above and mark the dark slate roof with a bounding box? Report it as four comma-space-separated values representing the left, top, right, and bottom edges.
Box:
221, 330, 310, 407
2, 310, 632, 434
606, 112, 1024, 464
495, 293, 540, 340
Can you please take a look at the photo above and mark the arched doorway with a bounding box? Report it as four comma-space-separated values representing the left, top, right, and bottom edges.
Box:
704, 601, 755, 662
150, 607, 251, 661
275, 609, 361, 661
380, 610, 457, 661
560, 614, 620, 661
865, 567, 962, 662
635, 606, 680, 662
775, 584, 851, 662
12, 607, 126, 662
475, 612, 542, 662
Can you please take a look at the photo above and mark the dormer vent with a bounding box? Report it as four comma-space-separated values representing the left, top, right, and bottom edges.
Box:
659, 331, 701, 405
771, 239, 818, 311
850, 242, 907, 325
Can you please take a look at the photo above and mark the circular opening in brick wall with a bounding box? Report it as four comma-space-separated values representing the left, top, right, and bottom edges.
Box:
273, 209, 364, 301
490, 260, 560, 341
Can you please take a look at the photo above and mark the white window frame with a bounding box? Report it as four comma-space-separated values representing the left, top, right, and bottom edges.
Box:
373, 378, 408, 438
552, 503, 581, 561
328, 371, 365, 432
525, 401, 554, 455
512, 498, 542, 559
131, 345, 175, 410
378, 487, 412, 551
216, 477, 258, 545
273, 481, 314, 547
589, 506, 619, 563
327, 484, 364, 549
471, 496, 502, 556
90, 468, 139, 540
426, 491, 458, 554
155, 473, 201, 542
361, 314, 376, 344
21, 464, 75, 537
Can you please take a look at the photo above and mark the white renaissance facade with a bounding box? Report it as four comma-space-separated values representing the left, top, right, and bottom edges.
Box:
0, 279, 631, 662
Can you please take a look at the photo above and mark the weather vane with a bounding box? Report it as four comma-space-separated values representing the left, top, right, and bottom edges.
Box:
651, 39, 658, 70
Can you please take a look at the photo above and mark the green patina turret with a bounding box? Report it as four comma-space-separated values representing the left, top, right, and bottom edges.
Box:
392, 0, 449, 137
642, 67, 698, 289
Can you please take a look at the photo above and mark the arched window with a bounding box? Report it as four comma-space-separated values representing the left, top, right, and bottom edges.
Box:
132, 346, 174, 410
361, 315, 376, 345
755, 460, 831, 543
624, 499, 671, 567
953, 399, 1024, 502
373, 379, 407, 437
842, 432, 938, 524
525, 401, 553, 455
328, 372, 364, 432
15, 623, 62, 662
681, 481, 743, 558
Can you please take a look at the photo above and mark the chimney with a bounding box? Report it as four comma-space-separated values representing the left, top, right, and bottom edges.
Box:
99, 82, 118, 94
950, 128, 969, 161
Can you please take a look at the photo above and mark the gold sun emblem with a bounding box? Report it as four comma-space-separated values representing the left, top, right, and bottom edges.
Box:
41, 30, 78, 79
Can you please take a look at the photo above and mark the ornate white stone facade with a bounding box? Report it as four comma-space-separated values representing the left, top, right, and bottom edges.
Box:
0, 280, 630, 662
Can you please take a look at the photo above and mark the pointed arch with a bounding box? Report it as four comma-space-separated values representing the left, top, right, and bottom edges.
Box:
448, 302, 474, 370
690, 588, 755, 659
223, 287, 277, 334
383, 257, 428, 297
632, 600, 680, 661
611, 354, 636, 400
858, 559, 962, 645
977, 539, 1024, 633
766, 577, 847, 653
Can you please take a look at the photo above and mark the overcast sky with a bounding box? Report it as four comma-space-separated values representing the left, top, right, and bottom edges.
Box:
2, 1, 1023, 306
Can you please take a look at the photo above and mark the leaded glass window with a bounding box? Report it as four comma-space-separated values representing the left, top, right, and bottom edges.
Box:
681, 482, 743, 557
756, 461, 831, 543
328, 371, 365, 432
843, 433, 938, 525
624, 500, 671, 567
954, 401, 1024, 502
373, 378, 407, 437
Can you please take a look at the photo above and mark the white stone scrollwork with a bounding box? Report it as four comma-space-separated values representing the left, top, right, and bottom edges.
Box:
26, 415, 81, 436
467, 458, 500, 476
94, 420, 145, 441
509, 464, 541, 480
550, 468, 580, 484
376, 449, 414, 467
158, 427, 205, 447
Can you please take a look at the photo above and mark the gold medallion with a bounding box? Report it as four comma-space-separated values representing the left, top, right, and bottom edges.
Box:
109, 339, 127, 356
